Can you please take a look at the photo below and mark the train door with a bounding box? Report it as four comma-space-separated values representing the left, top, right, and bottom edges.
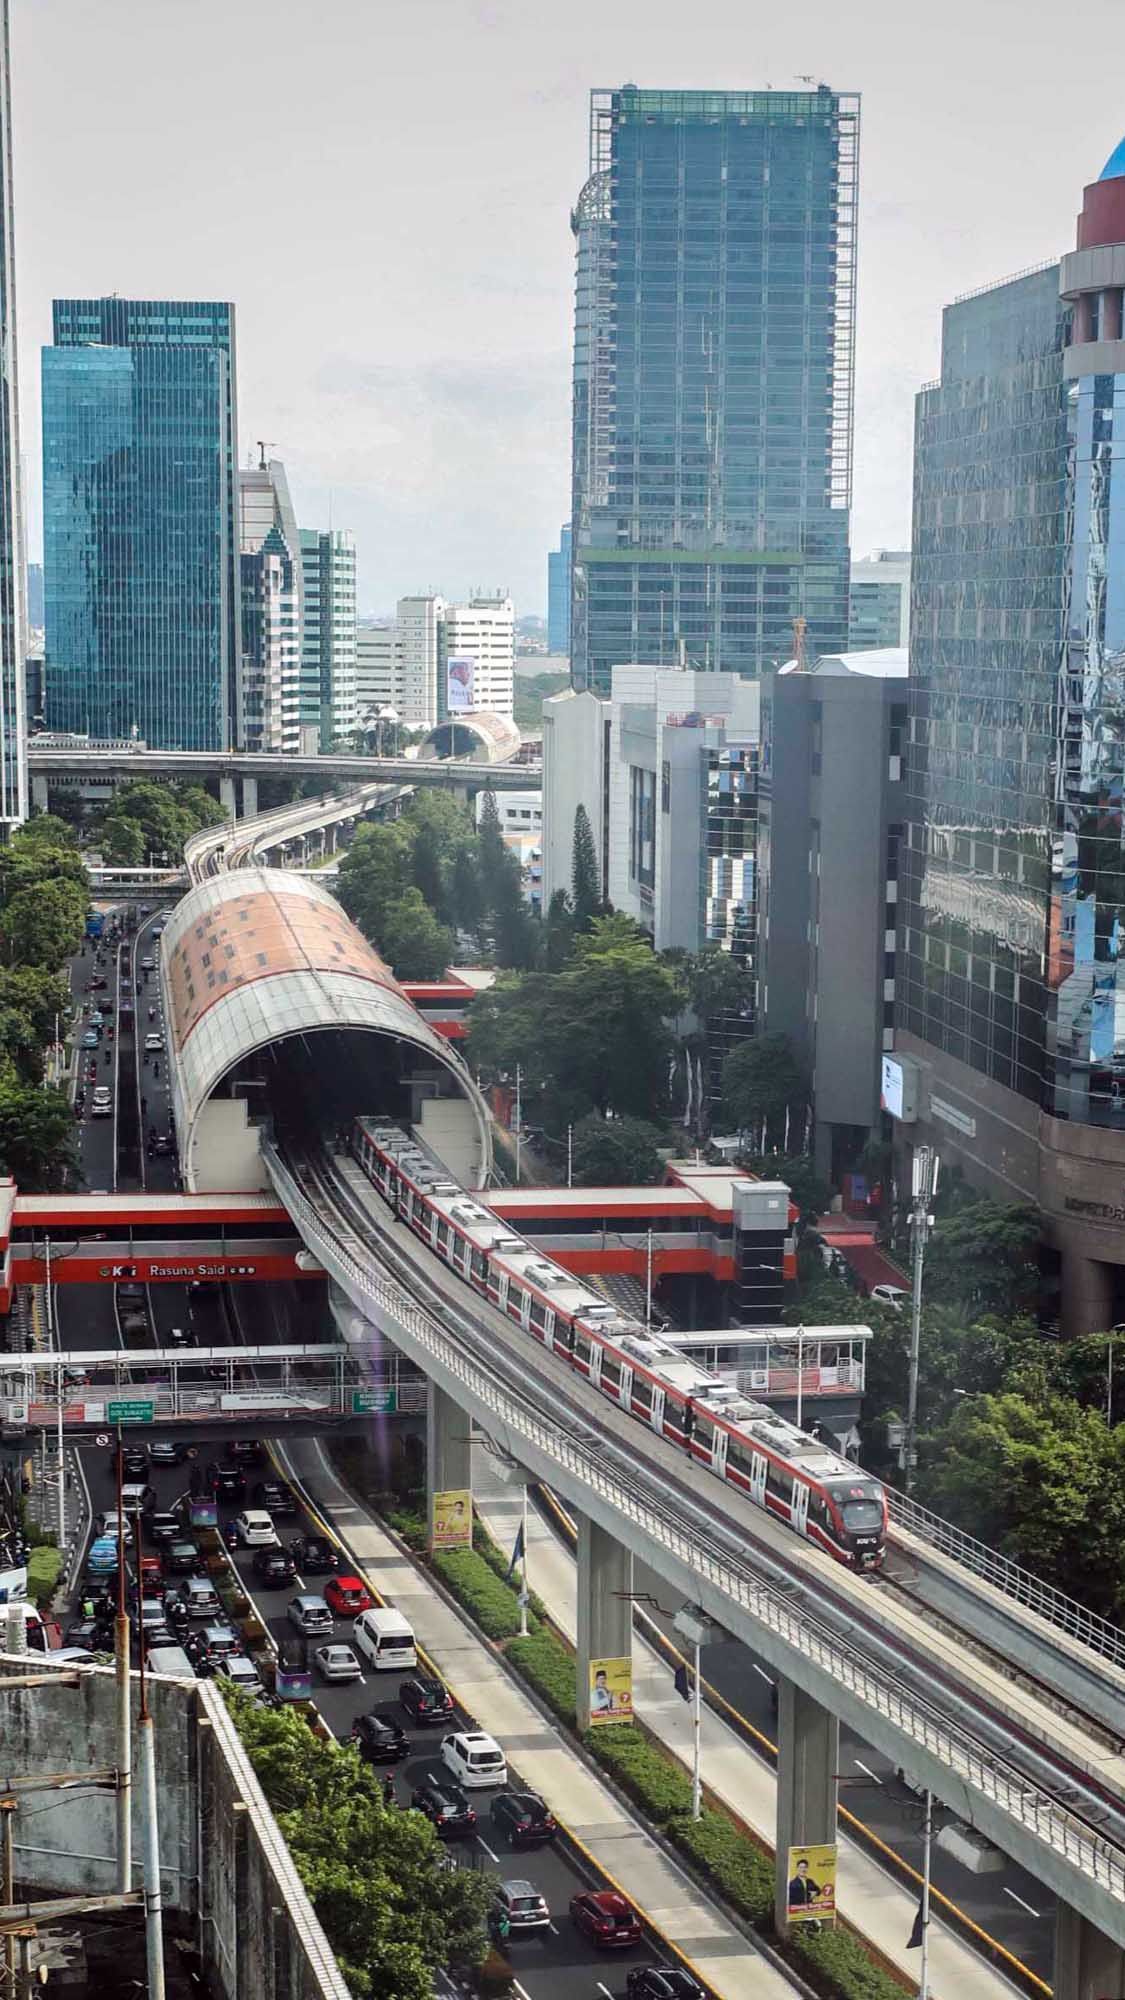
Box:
589, 1342, 603, 1389
650, 1386, 665, 1436
619, 1364, 633, 1412
543, 1310, 556, 1352
791, 1480, 810, 1537
496, 1272, 510, 1316
711, 1425, 729, 1478
750, 1453, 768, 1510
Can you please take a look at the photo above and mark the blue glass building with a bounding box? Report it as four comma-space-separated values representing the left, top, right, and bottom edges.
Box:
43, 298, 238, 751
570, 87, 859, 695
547, 524, 571, 654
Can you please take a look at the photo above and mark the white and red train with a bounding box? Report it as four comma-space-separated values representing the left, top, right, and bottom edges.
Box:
350, 1117, 887, 1571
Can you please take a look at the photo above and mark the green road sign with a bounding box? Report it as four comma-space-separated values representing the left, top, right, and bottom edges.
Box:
352, 1387, 397, 1415
107, 1399, 155, 1425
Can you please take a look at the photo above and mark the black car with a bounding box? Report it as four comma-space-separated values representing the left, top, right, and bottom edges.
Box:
251, 1545, 297, 1586
289, 1532, 338, 1574
162, 1538, 201, 1576
410, 1778, 476, 1838
148, 1441, 184, 1467
252, 1479, 297, 1517
489, 1790, 558, 1848
351, 1708, 409, 1765
149, 1134, 174, 1157
66, 1616, 112, 1650
146, 1512, 180, 1545
626, 1972, 706, 2000
207, 1463, 246, 1499
229, 1439, 265, 1466
115, 1446, 148, 1479
399, 1675, 455, 1726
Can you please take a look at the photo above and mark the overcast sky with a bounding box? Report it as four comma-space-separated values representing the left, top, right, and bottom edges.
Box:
15, 0, 1125, 618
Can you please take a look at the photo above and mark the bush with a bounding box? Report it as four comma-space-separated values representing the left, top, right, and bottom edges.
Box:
674, 1811, 773, 1924
588, 1724, 693, 1823
791, 1921, 910, 2000
431, 1547, 526, 1641
27, 1544, 62, 1608
507, 1629, 577, 1726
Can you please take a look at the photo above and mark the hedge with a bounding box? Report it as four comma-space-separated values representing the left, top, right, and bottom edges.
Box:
507, 1630, 576, 1726
27, 1544, 62, 1609
673, 1810, 773, 1926
791, 1921, 909, 2000
431, 1547, 526, 1641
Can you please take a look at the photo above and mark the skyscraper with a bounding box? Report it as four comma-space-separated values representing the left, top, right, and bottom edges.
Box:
43, 299, 239, 750
0, 0, 25, 825
570, 86, 858, 696
239, 458, 301, 754
547, 525, 571, 655
848, 550, 911, 651
299, 529, 357, 751
897, 140, 1125, 1332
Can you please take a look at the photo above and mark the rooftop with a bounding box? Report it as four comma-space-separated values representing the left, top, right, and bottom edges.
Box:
1100, 136, 1125, 182
778, 646, 908, 680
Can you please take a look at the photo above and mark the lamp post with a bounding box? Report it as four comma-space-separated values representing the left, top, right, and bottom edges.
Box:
673, 1605, 715, 1820
905, 1147, 940, 1496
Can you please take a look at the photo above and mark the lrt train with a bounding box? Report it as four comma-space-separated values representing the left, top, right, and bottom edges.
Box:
350, 1117, 887, 1571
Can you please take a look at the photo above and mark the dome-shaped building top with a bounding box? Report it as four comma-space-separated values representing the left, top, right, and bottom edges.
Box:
1099, 136, 1125, 182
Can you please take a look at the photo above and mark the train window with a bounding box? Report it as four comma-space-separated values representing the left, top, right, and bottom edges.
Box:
529, 1298, 547, 1332
496, 1272, 510, 1312
543, 1308, 556, 1348
471, 1249, 488, 1284
589, 1343, 603, 1387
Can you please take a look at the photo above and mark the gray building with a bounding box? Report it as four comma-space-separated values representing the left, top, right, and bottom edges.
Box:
0, 0, 26, 824
848, 550, 910, 651
760, 648, 907, 1180
239, 457, 301, 754
299, 529, 357, 752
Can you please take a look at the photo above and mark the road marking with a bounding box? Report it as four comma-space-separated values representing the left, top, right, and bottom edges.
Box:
853, 1759, 882, 1784
1003, 1887, 1041, 1919
477, 1837, 498, 1861
752, 1664, 773, 1685
597, 1984, 615, 2000
547, 1922, 559, 1935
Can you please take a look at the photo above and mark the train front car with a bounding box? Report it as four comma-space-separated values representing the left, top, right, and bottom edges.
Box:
825, 1477, 887, 1571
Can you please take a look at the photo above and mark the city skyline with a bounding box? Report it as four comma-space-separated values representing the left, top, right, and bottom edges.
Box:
13, 0, 1125, 617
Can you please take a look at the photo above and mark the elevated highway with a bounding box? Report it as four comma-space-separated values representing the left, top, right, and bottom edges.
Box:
29, 742, 540, 813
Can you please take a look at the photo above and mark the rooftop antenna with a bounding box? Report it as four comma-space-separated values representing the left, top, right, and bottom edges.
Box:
257, 440, 275, 471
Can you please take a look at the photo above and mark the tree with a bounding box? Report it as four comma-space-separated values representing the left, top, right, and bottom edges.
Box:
406, 792, 475, 921
0, 1067, 77, 1189
449, 844, 485, 939
19, 814, 78, 850
571, 804, 602, 932
572, 1113, 666, 1186
476, 788, 508, 906
687, 944, 753, 1028
0, 968, 71, 1051
491, 866, 539, 970
2, 878, 87, 971
721, 1033, 806, 1144
227, 1695, 490, 1999
381, 890, 454, 982
336, 823, 411, 944
101, 815, 147, 866
543, 887, 575, 971
923, 1195, 1039, 1318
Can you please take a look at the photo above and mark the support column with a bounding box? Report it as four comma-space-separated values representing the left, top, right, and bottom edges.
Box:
219, 775, 237, 820
575, 1512, 632, 1731
239, 775, 258, 820
1054, 1902, 1125, 2000
774, 1675, 839, 1933
426, 1381, 471, 1550
1061, 1249, 1116, 1336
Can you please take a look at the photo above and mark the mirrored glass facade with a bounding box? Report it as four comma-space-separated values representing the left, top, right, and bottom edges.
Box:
570, 87, 858, 695
43, 299, 238, 752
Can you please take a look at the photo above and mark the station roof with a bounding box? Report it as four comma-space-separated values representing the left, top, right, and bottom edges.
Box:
419, 712, 522, 762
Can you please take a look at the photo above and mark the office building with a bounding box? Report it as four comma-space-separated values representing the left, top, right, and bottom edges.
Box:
440, 594, 514, 720
570, 86, 858, 696
25, 563, 42, 632
239, 458, 301, 754
895, 138, 1125, 1332
397, 595, 444, 732
848, 550, 910, 651
541, 685, 611, 909
43, 298, 238, 751
299, 529, 357, 751
356, 622, 401, 728
759, 648, 907, 1179
0, 1, 24, 824
547, 525, 571, 655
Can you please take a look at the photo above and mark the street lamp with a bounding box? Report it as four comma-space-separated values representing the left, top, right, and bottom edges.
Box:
673, 1604, 716, 1819
904, 1147, 940, 1496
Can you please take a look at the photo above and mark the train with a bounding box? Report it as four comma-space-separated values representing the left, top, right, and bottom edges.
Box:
349, 1117, 888, 1571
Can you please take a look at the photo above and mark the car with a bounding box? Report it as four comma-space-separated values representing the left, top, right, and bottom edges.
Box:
81, 1029, 99, 1050
117, 1445, 149, 1478
138, 1596, 168, 1631
252, 1479, 297, 1516
213, 1655, 264, 1696
287, 1594, 334, 1636
150, 1134, 174, 1157
88, 974, 107, 990
180, 1577, 222, 1620
314, 1643, 363, 1683
94, 1511, 133, 1545
137, 1554, 164, 1592
140, 957, 154, 973
870, 1283, 910, 1310
229, 1439, 266, 1466
166, 1325, 196, 1349
626, 1969, 706, 1999
350, 1708, 408, 1764
51, 1647, 99, 1666
192, 1621, 242, 1668
144, 1033, 163, 1052
146, 1512, 180, 1546
91, 1096, 112, 1118
324, 1574, 373, 1616
163, 1538, 203, 1577
440, 1731, 507, 1789
120, 1482, 156, 1515
569, 1891, 642, 1948
251, 1545, 297, 1586
489, 1790, 558, 1848
85, 1537, 122, 1576
228, 1509, 276, 1548
399, 1675, 454, 1726
289, 1532, 338, 1574
410, 1777, 476, 1838
92, 1083, 111, 1100
492, 1880, 551, 1934
65, 1616, 111, 1651
207, 1463, 246, 1499
148, 1441, 184, 1467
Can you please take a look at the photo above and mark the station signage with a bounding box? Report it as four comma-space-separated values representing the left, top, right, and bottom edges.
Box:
12, 1251, 317, 1287
107, 1399, 155, 1425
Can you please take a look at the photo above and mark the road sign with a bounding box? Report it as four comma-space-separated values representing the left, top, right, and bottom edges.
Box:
107, 1399, 155, 1425
352, 1386, 397, 1415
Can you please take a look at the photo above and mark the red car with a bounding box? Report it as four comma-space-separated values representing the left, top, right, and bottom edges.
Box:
324, 1574, 374, 1616
570, 1891, 642, 1949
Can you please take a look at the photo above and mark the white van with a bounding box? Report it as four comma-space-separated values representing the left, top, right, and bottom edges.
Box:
353, 1607, 416, 1671
147, 1644, 197, 1679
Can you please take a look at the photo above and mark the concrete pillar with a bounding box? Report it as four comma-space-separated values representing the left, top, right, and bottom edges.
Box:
30, 773, 48, 814
774, 1675, 839, 1933
575, 1511, 633, 1731
219, 774, 237, 820
1062, 1249, 1117, 1336
426, 1381, 471, 1549
232, 1800, 253, 1997
1054, 1902, 1125, 2000
240, 775, 258, 820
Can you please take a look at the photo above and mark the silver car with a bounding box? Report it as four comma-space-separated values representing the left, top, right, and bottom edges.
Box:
494, 1880, 551, 1932
314, 1643, 363, 1683
287, 1594, 334, 1636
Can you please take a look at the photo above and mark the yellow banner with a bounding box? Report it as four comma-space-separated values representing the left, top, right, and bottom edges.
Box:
588, 1655, 633, 1726
786, 1843, 837, 1925
431, 1488, 472, 1549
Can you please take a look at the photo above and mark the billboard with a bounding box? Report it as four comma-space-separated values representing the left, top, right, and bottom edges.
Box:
431, 1488, 472, 1549
587, 1654, 633, 1726
880, 1054, 918, 1122
786, 1843, 837, 1926
446, 655, 476, 714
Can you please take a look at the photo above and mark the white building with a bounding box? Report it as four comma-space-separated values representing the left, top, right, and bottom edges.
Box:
355, 622, 401, 722
848, 550, 911, 651
475, 788, 543, 909
371, 592, 516, 733
238, 460, 301, 754
397, 595, 445, 731
440, 594, 514, 720
541, 687, 609, 909
300, 530, 357, 751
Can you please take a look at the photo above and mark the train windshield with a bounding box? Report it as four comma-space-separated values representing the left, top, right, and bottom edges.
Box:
841, 1497, 883, 1532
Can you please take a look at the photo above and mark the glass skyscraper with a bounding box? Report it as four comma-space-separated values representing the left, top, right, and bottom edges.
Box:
547, 524, 571, 654
570, 86, 858, 695
43, 298, 239, 751
0, 0, 25, 825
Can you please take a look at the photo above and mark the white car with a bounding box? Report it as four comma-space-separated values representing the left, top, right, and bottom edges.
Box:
144, 1033, 163, 1053
91, 1096, 113, 1118
93, 1510, 132, 1545
214, 1655, 263, 1695
440, 1730, 507, 1789
870, 1284, 910, 1311
287, 1594, 334, 1636
229, 1510, 276, 1548
314, 1643, 364, 1683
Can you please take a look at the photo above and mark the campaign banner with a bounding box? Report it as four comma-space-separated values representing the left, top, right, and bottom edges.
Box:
446, 656, 476, 713
431, 1487, 472, 1549
786, 1843, 837, 1925
588, 1654, 633, 1726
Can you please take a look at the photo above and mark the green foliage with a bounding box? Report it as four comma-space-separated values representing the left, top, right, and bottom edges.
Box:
513, 671, 569, 731
19, 815, 78, 850
790, 1917, 910, 2000
742, 1152, 830, 1224
572, 1113, 666, 1187
686, 945, 753, 1027
381, 889, 454, 981
228, 1696, 490, 1998
674, 1810, 774, 1924
0, 1073, 77, 1188
571, 804, 602, 932
543, 888, 575, 970
96, 780, 225, 865
101, 815, 146, 865
2, 878, 87, 971
721, 1032, 806, 1143
336, 822, 411, 942
26, 1544, 62, 1608
431, 1545, 526, 1640
0, 821, 87, 910
923, 1194, 1039, 1317
590, 1724, 693, 1821
506, 1630, 578, 1725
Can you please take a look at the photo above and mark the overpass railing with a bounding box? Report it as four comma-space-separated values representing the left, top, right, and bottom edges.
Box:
267, 1139, 1125, 1910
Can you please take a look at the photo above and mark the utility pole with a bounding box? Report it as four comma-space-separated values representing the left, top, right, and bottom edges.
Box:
135, 1508, 165, 2000
114, 1432, 132, 1891
2, 1797, 15, 1988
46, 1238, 65, 1560
918, 1787, 933, 2000
514, 1065, 522, 1184
519, 1479, 529, 1640
566, 1123, 573, 1189
645, 1229, 654, 1329
905, 1147, 939, 1496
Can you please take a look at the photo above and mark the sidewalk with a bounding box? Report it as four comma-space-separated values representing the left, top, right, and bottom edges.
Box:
281, 1435, 800, 2000
471, 1450, 1019, 2000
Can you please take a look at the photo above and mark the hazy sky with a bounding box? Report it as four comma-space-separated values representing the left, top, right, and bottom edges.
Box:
15, 0, 1125, 617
